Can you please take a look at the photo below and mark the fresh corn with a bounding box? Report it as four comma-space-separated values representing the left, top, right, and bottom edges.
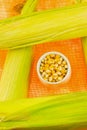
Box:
79, 0, 87, 64
0, 3, 87, 49
21, 0, 38, 15
81, 0, 87, 2
82, 36, 87, 63
0, 48, 32, 100
0, 92, 87, 129
0, 0, 38, 101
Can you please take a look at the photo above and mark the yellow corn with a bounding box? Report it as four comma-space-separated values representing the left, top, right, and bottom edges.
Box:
0, 3, 87, 49
0, 0, 38, 101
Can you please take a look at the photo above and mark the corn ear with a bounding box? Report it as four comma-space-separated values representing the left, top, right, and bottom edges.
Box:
0, 92, 87, 129
82, 36, 87, 63
74, 0, 87, 64
0, 48, 33, 101
0, 0, 38, 101
81, 0, 87, 2
78, 0, 87, 64
21, 0, 38, 15
75, 0, 81, 3
0, 3, 87, 49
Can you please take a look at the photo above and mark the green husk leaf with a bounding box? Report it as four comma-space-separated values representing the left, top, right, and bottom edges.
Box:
21, 0, 38, 15
0, 48, 33, 101
82, 33, 87, 64
79, 0, 87, 64
0, 92, 87, 129
0, 0, 38, 101
0, 3, 87, 49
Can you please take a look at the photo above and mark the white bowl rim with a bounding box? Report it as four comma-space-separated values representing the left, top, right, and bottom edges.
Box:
37, 51, 71, 85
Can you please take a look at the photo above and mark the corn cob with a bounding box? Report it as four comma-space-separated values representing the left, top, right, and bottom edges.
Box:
0, 0, 38, 101
82, 35, 87, 64
74, 0, 87, 64
21, 0, 38, 15
0, 92, 87, 129
79, 0, 87, 64
0, 3, 87, 49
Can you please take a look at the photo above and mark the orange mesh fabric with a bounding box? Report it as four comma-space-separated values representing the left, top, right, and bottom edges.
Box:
0, 0, 26, 19
36, 0, 75, 10
29, 39, 87, 97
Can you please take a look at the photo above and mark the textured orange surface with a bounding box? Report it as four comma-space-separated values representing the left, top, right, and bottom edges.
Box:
0, 0, 26, 19
29, 40, 87, 97
36, 0, 75, 10
0, 0, 87, 98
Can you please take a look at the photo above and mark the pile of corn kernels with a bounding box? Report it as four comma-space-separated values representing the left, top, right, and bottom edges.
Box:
39, 53, 68, 83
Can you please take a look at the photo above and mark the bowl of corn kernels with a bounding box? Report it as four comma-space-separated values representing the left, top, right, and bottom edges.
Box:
37, 51, 71, 85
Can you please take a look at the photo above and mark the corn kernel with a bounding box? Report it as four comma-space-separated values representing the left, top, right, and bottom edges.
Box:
58, 66, 62, 71
60, 57, 63, 61
65, 65, 68, 69
58, 61, 62, 65
63, 60, 67, 65
40, 69, 43, 73
54, 63, 58, 68
41, 59, 45, 63
46, 69, 51, 74
49, 65, 54, 71
49, 76, 53, 82
53, 76, 58, 80
42, 72, 46, 78
45, 64, 49, 68
45, 74, 49, 78
50, 54, 55, 58
43, 77, 48, 81
57, 71, 62, 76
40, 63, 44, 67
58, 77, 63, 81
53, 73, 58, 77
56, 55, 60, 59
52, 70, 56, 74
46, 55, 50, 59
39, 53, 68, 83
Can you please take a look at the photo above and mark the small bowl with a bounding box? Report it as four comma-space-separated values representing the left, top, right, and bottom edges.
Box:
37, 51, 71, 85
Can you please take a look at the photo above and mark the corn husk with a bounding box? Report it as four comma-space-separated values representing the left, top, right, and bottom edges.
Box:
0, 3, 87, 49
0, 92, 87, 129
0, 0, 38, 101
